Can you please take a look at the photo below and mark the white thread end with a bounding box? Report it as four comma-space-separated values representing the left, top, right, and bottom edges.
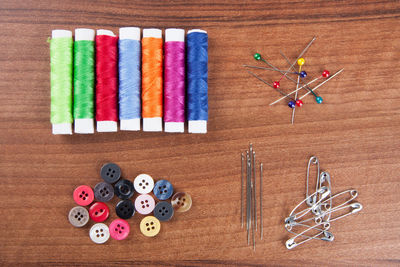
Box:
75, 28, 95, 41
97, 29, 115, 36
119, 27, 141, 40
74, 119, 94, 134
188, 29, 207, 34
143, 117, 162, 132
97, 121, 118, 132
52, 123, 72, 135
165, 28, 185, 42
52, 30, 72, 38
164, 122, 184, 133
143, 28, 162, 38
120, 119, 141, 131
188, 120, 207, 134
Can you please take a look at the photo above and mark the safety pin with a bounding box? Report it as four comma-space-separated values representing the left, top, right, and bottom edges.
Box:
315, 171, 332, 220
286, 223, 334, 249
285, 221, 332, 240
286, 186, 330, 223
306, 156, 320, 207
320, 189, 358, 211
322, 203, 363, 222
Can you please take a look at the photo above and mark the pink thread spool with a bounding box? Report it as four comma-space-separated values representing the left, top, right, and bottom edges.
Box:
164, 28, 185, 133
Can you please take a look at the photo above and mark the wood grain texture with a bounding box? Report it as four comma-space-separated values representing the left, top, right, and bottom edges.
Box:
0, 0, 399, 266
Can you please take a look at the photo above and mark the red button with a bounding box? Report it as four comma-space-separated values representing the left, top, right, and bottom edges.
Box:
109, 219, 130, 240
73, 185, 94, 206
89, 202, 109, 222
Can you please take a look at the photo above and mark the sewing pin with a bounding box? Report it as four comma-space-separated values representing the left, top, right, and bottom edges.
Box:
260, 163, 263, 240
291, 58, 305, 124
253, 151, 257, 231
246, 151, 250, 245
298, 69, 342, 100
241, 153, 244, 228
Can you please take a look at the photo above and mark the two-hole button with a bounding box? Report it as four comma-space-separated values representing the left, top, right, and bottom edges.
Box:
89, 202, 109, 222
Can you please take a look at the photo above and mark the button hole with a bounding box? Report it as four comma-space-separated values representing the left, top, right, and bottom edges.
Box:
147, 228, 150, 231
119, 231, 122, 234
150, 222, 154, 225
146, 204, 149, 207
146, 223, 149, 226
142, 180, 145, 183
142, 205, 145, 209
145, 200, 148, 203
145, 183, 149, 186
164, 190, 167, 193
151, 226, 155, 229
163, 185, 166, 188
100, 229, 103, 232
96, 234, 99, 237
101, 234, 104, 237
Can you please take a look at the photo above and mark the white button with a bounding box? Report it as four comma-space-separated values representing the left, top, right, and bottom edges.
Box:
89, 223, 110, 244
134, 174, 154, 194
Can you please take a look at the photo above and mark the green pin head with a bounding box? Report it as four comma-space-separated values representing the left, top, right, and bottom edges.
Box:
254, 53, 261, 61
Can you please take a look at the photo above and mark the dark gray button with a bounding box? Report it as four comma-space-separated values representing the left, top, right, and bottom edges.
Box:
94, 182, 114, 202
68, 206, 89, 227
153, 201, 174, 221
116, 199, 135, 219
114, 179, 134, 199
100, 163, 121, 183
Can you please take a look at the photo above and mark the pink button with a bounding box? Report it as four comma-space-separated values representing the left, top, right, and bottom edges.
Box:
73, 185, 94, 206
109, 219, 130, 240
134, 194, 155, 215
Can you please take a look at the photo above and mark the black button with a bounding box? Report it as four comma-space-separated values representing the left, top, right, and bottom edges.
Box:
116, 199, 135, 219
94, 182, 114, 202
100, 163, 121, 183
153, 201, 174, 221
114, 179, 134, 199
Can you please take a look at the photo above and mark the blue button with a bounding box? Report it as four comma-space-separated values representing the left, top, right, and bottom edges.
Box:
153, 180, 174, 200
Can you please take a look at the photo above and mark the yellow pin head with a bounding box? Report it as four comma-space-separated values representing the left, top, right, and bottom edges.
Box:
297, 58, 305, 66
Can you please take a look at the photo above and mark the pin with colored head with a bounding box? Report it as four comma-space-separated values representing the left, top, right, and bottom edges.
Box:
297, 58, 305, 66
254, 53, 262, 61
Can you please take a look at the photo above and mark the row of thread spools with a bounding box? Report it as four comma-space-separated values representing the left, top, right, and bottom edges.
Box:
50, 27, 208, 135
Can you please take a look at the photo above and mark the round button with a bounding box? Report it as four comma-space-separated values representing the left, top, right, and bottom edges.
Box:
153, 180, 174, 200
100, 163, 121, 183
134, 194, 155, 215
116, 199, 135, 219
109, 219, 130, 240
68, 206, 89, 227
134, 174, 154, 194
73, 185, 94, 206
154, 201, 174, 221
94, 182, 114, 202
114, 179, 134, 199
89, 223, 110, 244
89, 202, 109, 222
171, 192, 192, 212
140, 216, 161, 237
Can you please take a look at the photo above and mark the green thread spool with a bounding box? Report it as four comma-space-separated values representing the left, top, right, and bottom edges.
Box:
50, 30, 73, 134
74, 29, 95, 134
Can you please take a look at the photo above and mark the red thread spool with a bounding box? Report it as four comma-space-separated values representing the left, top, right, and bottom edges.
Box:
96, 30, 118, 132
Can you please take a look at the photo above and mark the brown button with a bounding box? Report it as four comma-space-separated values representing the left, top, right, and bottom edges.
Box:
171, 192, 192, 212
68, 206, 89, 227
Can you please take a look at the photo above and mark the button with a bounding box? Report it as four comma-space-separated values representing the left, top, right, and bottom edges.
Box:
109, 219, 130, 240
153, 180, 174, 200
114, 179, 134, 199
116, 199, 135, 219
154, 201, 174, 221
68, 206, 89, 227
89, 202, 109, 222
134, 194, 155, 215
171, 192, 192, 212
94, 182, 114, 202
140, 216, 161, 237
134, 174, 154, 194
100, 162, 121, 183
89, 223, 110, 244
73, 185, 94, 206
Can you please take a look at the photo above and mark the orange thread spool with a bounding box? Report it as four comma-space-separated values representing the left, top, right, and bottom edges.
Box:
142, 33, 163, 121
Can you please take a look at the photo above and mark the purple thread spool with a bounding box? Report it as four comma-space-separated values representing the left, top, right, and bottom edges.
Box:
164, 28, 185, 133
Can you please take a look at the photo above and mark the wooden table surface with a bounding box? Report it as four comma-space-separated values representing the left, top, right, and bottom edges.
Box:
1, 0, 399, 266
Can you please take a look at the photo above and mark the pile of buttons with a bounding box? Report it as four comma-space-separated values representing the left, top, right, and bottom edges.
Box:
68, 162, 192, 244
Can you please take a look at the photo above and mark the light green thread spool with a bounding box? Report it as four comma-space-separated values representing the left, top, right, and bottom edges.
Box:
50, 30, 73, 134
73, 29, 95, 134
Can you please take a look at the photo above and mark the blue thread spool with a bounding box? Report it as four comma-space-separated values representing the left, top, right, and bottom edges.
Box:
118, 27, 142, 131
187, 29, 208, 134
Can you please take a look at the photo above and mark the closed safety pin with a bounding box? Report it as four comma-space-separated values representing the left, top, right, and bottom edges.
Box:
286, 186, 331, 223
320, 189, 358, 211
286, 222, 334, 249
306, 156, 320, 207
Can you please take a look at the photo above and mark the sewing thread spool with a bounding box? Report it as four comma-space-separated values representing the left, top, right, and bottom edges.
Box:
95, 29, 118, 132
187, 29, 208, 134
164, 28, 185, 133
142, 28, 163, 132
119, 27, 141, 131
73, 28, 95, 134
50, 30, 73, 135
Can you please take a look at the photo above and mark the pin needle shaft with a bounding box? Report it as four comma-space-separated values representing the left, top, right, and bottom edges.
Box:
241, 153, 244, 228
260, 163, 263, 240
